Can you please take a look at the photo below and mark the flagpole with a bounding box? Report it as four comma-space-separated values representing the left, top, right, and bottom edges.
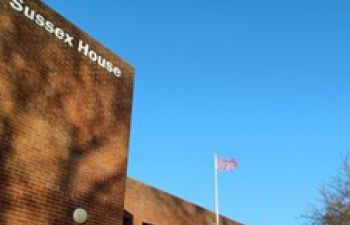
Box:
214, 152, 220, 225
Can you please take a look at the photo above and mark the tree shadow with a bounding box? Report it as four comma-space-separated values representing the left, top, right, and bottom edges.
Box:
0, 118, 13, 224
47, 122, 125, 225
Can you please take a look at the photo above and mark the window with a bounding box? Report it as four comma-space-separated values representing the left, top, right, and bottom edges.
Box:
123, 210, 133, 225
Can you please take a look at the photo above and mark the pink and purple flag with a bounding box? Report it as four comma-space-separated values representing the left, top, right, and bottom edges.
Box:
217, 157, 238, 171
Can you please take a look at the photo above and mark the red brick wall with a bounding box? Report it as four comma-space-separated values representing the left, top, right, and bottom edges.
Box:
125, 178, 242, 225
0, 1, 134, 225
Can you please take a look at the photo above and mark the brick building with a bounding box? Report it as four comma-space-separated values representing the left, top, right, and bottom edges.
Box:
0, 0, 133, 224
124, 178, 241, 225
0, 1, 241, 225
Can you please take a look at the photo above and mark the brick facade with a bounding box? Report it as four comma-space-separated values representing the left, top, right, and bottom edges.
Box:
0, 1, 134, 225
125, 178, 242, 225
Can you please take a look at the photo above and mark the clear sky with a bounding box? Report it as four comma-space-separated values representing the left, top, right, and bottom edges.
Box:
42, 1, 350, 225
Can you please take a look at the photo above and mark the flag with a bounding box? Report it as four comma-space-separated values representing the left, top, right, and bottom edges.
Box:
217, 157, 238, 171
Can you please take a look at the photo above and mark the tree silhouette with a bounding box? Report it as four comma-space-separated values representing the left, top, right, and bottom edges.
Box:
305, 159, 350, 225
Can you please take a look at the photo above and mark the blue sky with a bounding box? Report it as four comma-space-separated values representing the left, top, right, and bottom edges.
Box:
42, 1, 350, 225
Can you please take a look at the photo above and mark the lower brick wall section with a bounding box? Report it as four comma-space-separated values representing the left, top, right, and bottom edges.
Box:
124, 178, 242, 225
0, 113, 127, 225
0, 101, 128, 225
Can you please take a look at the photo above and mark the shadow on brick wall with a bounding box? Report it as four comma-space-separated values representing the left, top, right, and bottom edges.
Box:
0, 118, 13, 224
47, 125, 124, 225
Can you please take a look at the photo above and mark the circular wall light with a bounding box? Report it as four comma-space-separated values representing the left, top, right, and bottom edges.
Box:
73, 208, 88, 224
